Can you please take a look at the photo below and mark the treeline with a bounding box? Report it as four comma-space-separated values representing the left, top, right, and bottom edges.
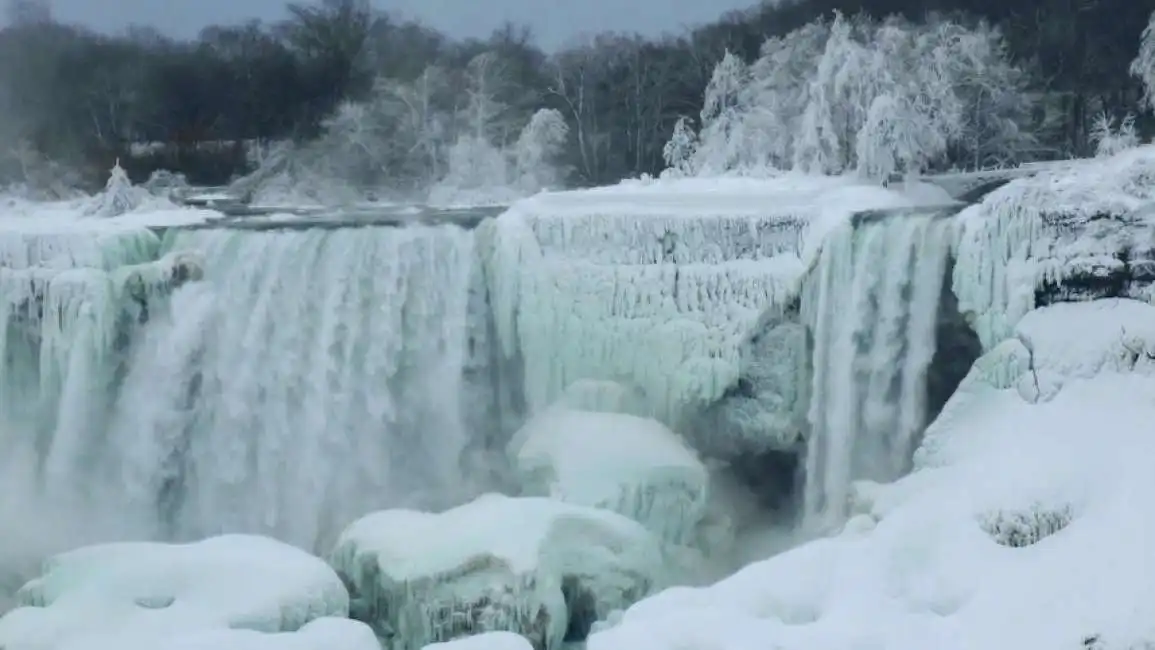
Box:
0, 0, 1150, 193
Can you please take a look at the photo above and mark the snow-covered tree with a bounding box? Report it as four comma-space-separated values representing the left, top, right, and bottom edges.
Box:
692, 50, 748, 174
662, 116, 698, 177
86, 160, 148, 217
513, 107, 569, 192
672, 14, 1033, 181
1132, 10, 1155, 113
1090, 112, 1140, 157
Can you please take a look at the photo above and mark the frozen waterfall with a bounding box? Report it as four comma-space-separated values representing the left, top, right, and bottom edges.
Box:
0, 224, 486, 553
801, 211, 954, 532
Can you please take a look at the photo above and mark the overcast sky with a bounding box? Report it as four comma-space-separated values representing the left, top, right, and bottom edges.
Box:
45, 0, 758, 50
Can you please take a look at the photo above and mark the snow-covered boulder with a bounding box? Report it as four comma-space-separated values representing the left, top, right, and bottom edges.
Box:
328, 493, 670, 650
43, 617, 379, 650
118, 249, 206, 306
423, 631, 534, 650
686, 299, 808, 456
0, 535, 352, 650
508, 407, 709, 546
587, 299, 1155, 650
954, 146, 1155, 350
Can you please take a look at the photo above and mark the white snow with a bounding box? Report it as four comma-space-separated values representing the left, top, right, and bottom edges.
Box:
329, 493, 669, 650
422, 631, 533, 650
0, 535, 351, 650
508, 407, 709, 546
589, 298, 1155, 650
953, 145, 1155, 349
0, 195, 220, 234
483, 174, 941, 431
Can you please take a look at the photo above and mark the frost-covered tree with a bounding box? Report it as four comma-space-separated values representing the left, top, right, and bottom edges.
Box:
1090, 112, 1140, 157
693, 50, 748, 174
86, 160, 148, 217
672, 14, 1033, 181
513, 107, 569, 193
662, 116, 698, 177
1132, 10, 1155, 113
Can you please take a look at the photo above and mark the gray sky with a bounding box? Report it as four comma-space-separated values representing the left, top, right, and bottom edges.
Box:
46, 0, 758, 50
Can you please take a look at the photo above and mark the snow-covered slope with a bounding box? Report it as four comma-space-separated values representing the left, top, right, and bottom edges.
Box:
588, 299, 1155, 650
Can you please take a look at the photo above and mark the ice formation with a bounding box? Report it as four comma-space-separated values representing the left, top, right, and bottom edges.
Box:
0, 224, 205, 529
800, 209, 955, 531
0, 535, 353, 649
587, 299, 1155, 650
329, 494, 668, 650
953, 145, 1155, 350
508, 407, 709, 546
481, 176, 921, 439
107, 225, 480, 549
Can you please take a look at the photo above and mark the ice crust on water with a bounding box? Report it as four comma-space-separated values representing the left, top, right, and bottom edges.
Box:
588, 299, 1155, 650
329, 493, 666, 650
0, 535, 354, 650
482, 176, 924, 430
508, 407, 709, 546
953, 145, 1155, 350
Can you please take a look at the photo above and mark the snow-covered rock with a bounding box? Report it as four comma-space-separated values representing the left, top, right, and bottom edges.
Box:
587, 299, 1155, 650
52, 617, 379, 650
329, 493, 670, 650
508, 407, 709, 546
0, 535, 351, 650
423, 631, 534, 650
954, 145, 1155, 350
686, 299, 808, 456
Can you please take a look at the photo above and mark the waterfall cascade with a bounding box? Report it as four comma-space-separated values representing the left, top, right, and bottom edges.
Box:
800, 212, 955, 532
0, 224, 492, 553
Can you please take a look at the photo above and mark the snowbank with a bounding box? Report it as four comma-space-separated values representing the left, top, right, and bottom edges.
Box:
481, 174, 929, 436
508, 407, 709, 546
0, 535, 351, 650
588, 299, 1155, 650
329, 493, 669, 650
954, 145, 1155, 349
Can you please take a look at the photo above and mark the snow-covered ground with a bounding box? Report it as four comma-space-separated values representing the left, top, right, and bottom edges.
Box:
585, 300, 1155, 650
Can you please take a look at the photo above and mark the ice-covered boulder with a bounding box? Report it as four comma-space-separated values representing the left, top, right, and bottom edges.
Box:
588, 299, 1155, 650
508, 407, 709, 546
685, 299, 808, 456
0, 535, 351, 650
39, 617, 379, 650
329, 493, 670, 650
954, 145, 1155, 349
423, 631, 534, 650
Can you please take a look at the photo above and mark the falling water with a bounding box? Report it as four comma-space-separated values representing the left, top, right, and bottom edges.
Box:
801, 213, 953, 532
0, 224, 483, 553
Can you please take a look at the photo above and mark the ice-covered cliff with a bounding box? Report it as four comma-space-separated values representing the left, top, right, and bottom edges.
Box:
5, 147, 1153, 650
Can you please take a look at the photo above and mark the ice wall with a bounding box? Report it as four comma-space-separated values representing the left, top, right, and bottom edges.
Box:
480, 179, 916, 434
953, 147, 1155, 350
0, 227, 175, 505
800, 211, 954, 531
